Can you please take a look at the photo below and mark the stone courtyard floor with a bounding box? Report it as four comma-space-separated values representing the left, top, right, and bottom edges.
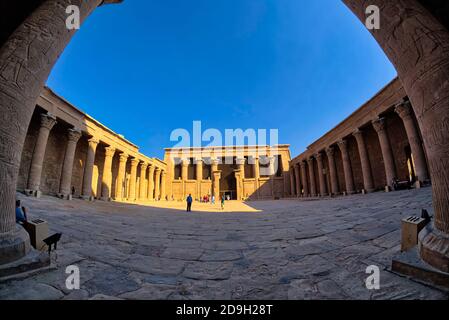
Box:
1, 188, 448, 300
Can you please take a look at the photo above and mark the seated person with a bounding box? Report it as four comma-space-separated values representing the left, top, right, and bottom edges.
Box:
15, 200, 28, 224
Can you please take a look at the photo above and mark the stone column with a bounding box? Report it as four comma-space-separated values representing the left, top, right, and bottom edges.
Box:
294, 164, 301, 197
196, 159, 203, 199
300, 161, 309, 197
101, 146, 116, 201
81, 138, 99, 200
253, 157, 260, 198
326, 147, 339, 195
128, 158, 139, 202
237, 158, 245, 177
338, 139, 355, 194
353, 129, 375, 192
211, 158, 219, 173
115, 153, 128, 201
343, 0, 449, 272
26, 113, 57, 196
0, 0, 115, 266
213, 171, 221, 198
154, 168, 162, 200
196, 159, 203, 181
395, 100, 429, 184
147, 164, 155, 200
160, 170, 167, 201
139, 162, 148, 201
315, 152, 327, 196
372, 118, 396, 190
307, 158, 317, 197
181, 159, 189, 181
58, 128, 82, 199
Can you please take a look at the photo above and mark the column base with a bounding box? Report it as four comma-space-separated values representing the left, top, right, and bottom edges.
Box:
392, 247, 449, 290
419, 223, 449, 273
57, 193, 72, 200
100, 197, 112, 202
25, 189, 41, 198
0, 226, 31, 265
81, 195, 95, 201
0, 248, 51, 280
385, 186, 392, 192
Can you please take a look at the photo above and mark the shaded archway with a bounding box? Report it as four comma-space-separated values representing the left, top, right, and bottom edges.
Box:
0, 0, 122, 266
1, 0, 449, 275
343, 0, 449, 272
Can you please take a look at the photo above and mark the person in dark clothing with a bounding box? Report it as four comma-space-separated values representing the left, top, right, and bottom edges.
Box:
15, 200, 28, 224
186, 194, 193, 212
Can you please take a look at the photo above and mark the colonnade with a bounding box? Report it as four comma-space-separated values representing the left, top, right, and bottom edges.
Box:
289, 100, 429, 197
24, 112, 166, 203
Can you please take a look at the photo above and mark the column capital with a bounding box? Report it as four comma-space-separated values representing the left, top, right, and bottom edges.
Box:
236, 158, 246, 165
67, 128, 82, 142
195, 158, 203, 164
130, 158, 140, 166
181, 158, 190, 166
338, 139, 348, 152
300, 160, 307, 168
119, 153, 128, 163
395, 100, 413, 120
87, 137, 99, 148
325, 146, 335, 157
104, 146, 116, 158
372, 117, 387, 133
40, 113, 57, 130
139, 161, 148, 169
352, 128, 364, 139
315, 152, 324, 161
307, 157, 314, 165
155, 167, 162, 174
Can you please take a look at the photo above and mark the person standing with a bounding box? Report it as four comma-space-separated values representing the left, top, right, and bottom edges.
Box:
186, 194, 193, 212
15, 200, 28, 224
211, 195, 215, 205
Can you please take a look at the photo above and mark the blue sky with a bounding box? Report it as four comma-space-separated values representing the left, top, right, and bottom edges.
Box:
47, 0, 397, 159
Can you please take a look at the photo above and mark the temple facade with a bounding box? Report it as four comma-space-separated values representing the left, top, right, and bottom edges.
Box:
17, 87, 167, 203
289, 77, 429, 197
164, 145, 292, 201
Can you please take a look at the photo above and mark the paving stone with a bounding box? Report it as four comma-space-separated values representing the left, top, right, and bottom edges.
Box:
4, 189, 447, 300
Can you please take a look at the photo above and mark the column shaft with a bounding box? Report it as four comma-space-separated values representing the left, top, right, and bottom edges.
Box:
147, 165, 155, 200
128, 159, 139, 202
27, 113, 57, 193
154, 168, 161, 200
326, 147, 339, 195
160, 171, 167, 200
101, 146, 116, 201
116, 153, 128, 200
300, 161, 309, 196
139, 162, 148, 201
338, 139, 355, 194
59, 128, 82, 197
353, 129, 374, 192
81, 138, 99, 199
196, 159, 203, 199
372, 118, 396, 189
316, 153, 327, 196
307, 158, 317, 197
395, 101, 429, 183
294, 164, 301, 197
